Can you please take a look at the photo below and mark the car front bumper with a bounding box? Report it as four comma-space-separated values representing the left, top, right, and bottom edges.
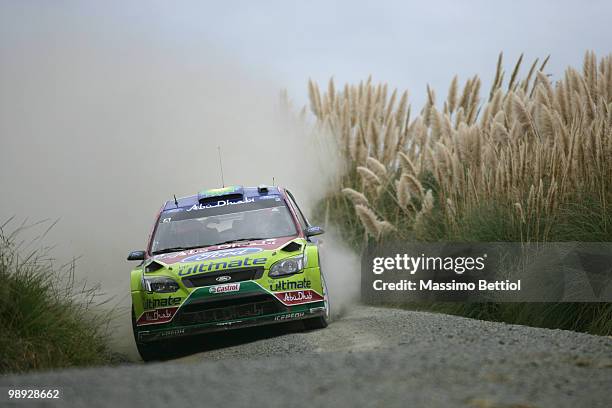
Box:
136, 302, 326, 342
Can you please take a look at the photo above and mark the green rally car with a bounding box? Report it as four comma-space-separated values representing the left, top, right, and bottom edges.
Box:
127, 185, 330, 361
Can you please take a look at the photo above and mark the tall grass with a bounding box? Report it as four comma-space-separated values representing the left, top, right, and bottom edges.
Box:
0, 219, 115, 373
307, 52, 612, 335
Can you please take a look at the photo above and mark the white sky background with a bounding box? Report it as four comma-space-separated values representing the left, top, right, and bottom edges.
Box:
192, 0, 612, 106
2, 1, 610, 107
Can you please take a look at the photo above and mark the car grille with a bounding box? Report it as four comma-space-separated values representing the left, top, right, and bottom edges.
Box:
175, 294, 288, 325
181, 266, 264, 288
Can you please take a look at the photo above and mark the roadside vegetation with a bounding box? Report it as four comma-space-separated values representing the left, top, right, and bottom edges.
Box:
0, 219, 115, 373
307, 51, 612, 335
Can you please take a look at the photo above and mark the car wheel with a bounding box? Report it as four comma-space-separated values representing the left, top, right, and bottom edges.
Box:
131, 307, 170, 362
303, 271, 330, 330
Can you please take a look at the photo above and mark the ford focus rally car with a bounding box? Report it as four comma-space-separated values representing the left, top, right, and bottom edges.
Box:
127, 185, 329, 361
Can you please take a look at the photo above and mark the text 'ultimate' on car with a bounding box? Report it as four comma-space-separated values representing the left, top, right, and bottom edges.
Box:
127, 185, 330, 361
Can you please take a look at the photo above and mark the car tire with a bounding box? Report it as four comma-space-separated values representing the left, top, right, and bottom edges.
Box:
131, 307, 171, 362
303, 271, 330, 330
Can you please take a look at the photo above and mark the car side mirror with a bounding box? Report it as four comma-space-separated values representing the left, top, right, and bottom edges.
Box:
127, 250, 146, 261
305, 226, 325, 237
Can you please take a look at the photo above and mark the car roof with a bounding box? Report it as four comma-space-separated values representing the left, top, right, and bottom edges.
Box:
161, 185, 284, 211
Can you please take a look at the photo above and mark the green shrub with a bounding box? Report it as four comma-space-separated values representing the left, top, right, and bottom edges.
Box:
0, 220, 114, 373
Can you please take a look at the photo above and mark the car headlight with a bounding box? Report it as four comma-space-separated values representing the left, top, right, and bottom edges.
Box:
269, 254, 306, 277
142, 276, 179, 293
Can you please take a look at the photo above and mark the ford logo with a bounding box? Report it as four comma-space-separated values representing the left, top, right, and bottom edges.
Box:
216, 275, 232, 282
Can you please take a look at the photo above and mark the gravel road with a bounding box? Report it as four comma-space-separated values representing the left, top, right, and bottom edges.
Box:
2, 306, 611, 408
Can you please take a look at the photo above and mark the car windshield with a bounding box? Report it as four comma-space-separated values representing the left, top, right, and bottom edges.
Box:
150, 198, 297, 254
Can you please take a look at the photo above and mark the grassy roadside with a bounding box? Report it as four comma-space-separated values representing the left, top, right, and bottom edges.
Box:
307, 52, 612, 336
0, 220, 116, 373
385, 302, 612, 336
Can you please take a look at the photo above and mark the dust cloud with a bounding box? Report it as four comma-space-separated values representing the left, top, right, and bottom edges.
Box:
0, 4, 358, 358
318, 228, 361, 318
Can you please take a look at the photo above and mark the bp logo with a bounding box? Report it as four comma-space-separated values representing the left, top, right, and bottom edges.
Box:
181, 247, 262, 263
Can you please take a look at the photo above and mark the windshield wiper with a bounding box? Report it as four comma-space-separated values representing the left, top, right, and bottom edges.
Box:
153, 238, 267, 255
152, 246, 199, 255
213, 238, 267, 246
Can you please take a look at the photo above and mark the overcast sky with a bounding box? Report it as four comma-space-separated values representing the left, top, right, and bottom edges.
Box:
193, 0, 612, 105
2, 1, 611, 108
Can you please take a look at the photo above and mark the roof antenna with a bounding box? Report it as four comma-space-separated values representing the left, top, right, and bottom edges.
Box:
217, 146, 225, 187
272, 176, 275, 186
173, 194, 179, 207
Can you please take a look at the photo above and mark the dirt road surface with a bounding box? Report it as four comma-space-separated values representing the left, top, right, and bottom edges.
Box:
2, 306, 611, 407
